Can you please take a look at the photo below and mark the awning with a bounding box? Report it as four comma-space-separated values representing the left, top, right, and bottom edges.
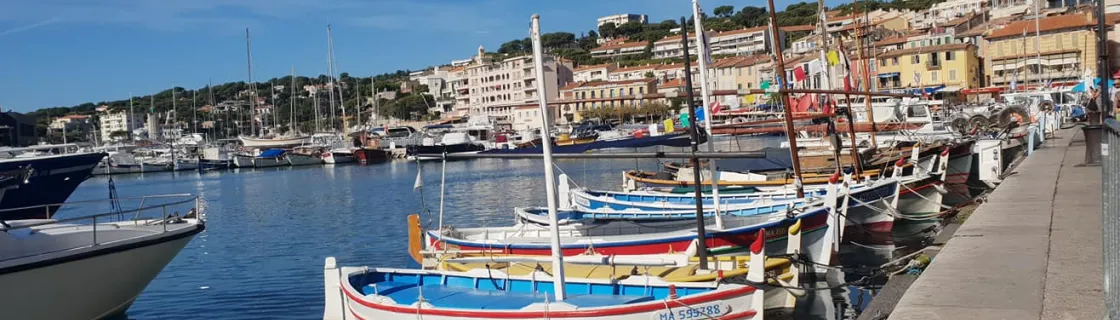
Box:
940, 86, 963, 92
877, 72, 900, 78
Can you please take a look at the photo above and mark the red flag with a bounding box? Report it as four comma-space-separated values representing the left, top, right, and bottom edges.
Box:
793, 66, 807, 82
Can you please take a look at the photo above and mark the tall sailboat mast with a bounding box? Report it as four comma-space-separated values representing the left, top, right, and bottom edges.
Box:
245, 27, 256, 137
291, 66, 297, 134
326, 25, 337, 131
528, 14, 566, 301
766, 0, 805, 198
690, 0, 724, 231
328, 26, 348, 135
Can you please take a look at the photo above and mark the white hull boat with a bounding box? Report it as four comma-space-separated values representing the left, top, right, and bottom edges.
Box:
322, 149, 355, 164
233, 155, 254, 168
238, 135, 312, 148
0, 195, 205, 319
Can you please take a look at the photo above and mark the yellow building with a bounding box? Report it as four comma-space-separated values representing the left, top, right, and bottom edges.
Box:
557, 79, 657, 123
984, 13, 1108, 88
875, 43, 981, 93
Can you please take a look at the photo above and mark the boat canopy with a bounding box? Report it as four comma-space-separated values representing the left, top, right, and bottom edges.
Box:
258, 149, 286, 158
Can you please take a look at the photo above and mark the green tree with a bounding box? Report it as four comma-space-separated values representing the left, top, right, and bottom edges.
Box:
616, 21, 645, 37
598, 22, 618, 39
713, 5, 735, 18
732, 6, 769, 28
656, 19, 679, 30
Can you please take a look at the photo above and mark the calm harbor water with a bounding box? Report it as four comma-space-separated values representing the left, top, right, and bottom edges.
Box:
57, 137, 925, 319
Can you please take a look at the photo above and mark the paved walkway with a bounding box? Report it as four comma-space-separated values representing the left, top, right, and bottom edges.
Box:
889, 128, 1104, 320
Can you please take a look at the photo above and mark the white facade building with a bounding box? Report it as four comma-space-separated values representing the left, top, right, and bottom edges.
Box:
930, 0, 987, 20
99, 111, 142, 141
597, 14, 648, 27
651, 27, 774, 59
463, 49, 573, 121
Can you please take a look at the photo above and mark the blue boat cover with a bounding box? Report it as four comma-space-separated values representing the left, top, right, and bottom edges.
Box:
258, 149, 286, 158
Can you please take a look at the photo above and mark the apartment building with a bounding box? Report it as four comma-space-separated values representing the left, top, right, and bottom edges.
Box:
590, 40, 647, 59
49, 115, 92, 132
99, 111, 142, 141
597, 14, 648, 27
930, 0, 988, 21
557, 79, 657, 123
651, 27, 776, 59
984, 13, 1104, 88
875, 43, 981, 93
464, 52, 573, 121
573, 64, 615, 82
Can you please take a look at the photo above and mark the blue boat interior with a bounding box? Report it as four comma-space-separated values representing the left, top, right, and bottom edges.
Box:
353, 271, 712, 310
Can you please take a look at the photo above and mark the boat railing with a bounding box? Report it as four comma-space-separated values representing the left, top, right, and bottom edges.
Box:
0, 194, 201, 262
1101, 118, 1120, 319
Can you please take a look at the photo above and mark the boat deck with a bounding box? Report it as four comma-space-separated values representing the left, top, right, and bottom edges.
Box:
889, 128, 1104, 319
362, 282, 655, 309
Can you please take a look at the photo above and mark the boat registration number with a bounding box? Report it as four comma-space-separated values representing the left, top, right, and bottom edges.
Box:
651, 303, 730, 320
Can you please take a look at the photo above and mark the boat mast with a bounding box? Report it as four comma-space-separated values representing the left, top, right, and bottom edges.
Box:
270, 81, 277, 135
129, 93, 135, 142
326, 25, 337, 132
291, 65, 297, 134
314, 78, 322, 133
328, 27, 348, 136
690, 0, 724, 231
765, 0, 806, 198
529, 14, 566, 301
858, 7, 878, 149
246, 27, 256, 137
680, 16, 713, 270
192, 88, 197, 134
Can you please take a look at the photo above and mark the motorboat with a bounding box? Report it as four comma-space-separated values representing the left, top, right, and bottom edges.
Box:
406, 132, 486, 161
0, 194, 205, 319
0, 145, 105, 220
321, 148, 355, 164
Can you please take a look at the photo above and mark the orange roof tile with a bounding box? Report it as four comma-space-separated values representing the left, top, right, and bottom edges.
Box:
986, 13, 1097, 39
874, 36, 909, 47
658, 78, 686, 89
561, 79, 657, 91
780, 25, 816, 33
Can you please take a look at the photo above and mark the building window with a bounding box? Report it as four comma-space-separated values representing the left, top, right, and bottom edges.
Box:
949, 69, 957, 81
1072, 34, 1078, 47
639, 87, 645, 94
931, 71, 938, 82
591, 91, 596, 98
892, 57, 899, 65
628, 87, 634, 95
912, 55, 920, 64
881, 59, 887, 67
945, 51, 955, 61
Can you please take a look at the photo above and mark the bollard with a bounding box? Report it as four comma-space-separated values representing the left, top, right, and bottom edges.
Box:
1083, 124, 1104, 165
1028, 125, 1037, 155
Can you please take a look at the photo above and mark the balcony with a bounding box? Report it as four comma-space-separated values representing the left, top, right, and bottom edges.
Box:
925, 61, 942, 70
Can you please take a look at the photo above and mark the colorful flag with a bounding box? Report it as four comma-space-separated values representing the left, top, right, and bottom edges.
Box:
413, 166, 423, 191
827, 50, 840, 66
793, 66, 807, 82
745, 94, 756, 104
663, 118, 675, 132
679, 113, 690, 127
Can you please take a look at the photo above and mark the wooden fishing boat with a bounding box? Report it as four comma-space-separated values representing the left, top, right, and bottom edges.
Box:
414, 217, 815, 315
325, 229, 776, 320
424, 173, 852, 260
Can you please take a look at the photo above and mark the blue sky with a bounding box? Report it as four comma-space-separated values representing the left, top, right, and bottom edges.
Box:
0, 0, 835, 112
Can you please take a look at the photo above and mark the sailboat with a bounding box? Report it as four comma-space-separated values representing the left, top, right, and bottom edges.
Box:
237, 28, 310, 148
323, 15, 782, 320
